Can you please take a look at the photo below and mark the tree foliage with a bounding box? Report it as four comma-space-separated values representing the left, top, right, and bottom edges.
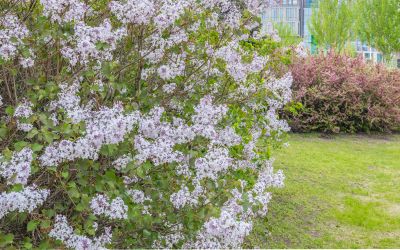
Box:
354, 0, 400, 61
308, 0, 354, 53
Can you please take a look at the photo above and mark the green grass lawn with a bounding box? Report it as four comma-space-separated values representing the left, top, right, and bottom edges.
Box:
245, 133, 400, 248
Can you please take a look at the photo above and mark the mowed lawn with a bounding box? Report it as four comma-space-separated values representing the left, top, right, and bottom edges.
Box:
245, 133, 400, 248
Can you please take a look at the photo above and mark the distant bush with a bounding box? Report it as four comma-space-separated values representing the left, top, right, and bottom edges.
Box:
287, 52, 400, 133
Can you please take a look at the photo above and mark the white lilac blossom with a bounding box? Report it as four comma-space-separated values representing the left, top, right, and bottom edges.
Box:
17, 123, 33, 132
49, 79, 90, 124
40, 0, 91, 23
123, 176, 140, 185
109, 0, 156, 25
162, 83, 177, 94
194, 146, 233, 181
152, 223, 185, 249
133, 107, 195, 165
157, 65, 172, 80
215, 42, 268, 82
40, 103, 140, 166
192, 95, 227, 126
49, 215, 112, 250
266, 72, 293, 107
113, 154, 133, 171
127, 189, 151, 204
0, 147, 33, 185
0, 15, 30, 61
14, 100, 33, 118
90, 194, 128, 219
19, 56, 35, 68
61, 19, 126, 66
185, 162, 284, 248
175, 164, 191, 177
14, 101, 34, 132
170, 183, 203, 209
0, 186, 49, 219
184, 210, 253, 249
153, 0, 191, 30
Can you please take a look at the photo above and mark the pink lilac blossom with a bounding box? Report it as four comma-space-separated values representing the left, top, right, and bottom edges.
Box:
49, 215, 112, 250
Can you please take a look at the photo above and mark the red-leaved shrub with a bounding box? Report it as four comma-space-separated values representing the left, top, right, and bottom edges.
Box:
287, 52, 400, 133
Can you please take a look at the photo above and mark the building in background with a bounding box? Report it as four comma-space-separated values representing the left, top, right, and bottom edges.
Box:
300, 0, 317, 53
261, 0, 399, 68
261, 0, 301, 35
260, 0, 315, 51
353, 40, 383, 64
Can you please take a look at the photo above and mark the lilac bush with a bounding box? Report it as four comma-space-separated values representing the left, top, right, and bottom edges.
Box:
0, 0, 292, 248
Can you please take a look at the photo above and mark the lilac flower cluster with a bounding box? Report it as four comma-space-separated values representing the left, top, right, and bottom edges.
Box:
90, 194, 128, 219
0, 147, 33, 185
0, 186, 49, 219
40, 0, 91, 23
0, 15, 31, 63
49, 215, 112, 250
40, 102, 140, 166
61, 20, 126, 67
186, 161, 285, 248
14, 100, 34, 132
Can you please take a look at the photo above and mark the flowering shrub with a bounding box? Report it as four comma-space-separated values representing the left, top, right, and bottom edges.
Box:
0, 0, 292, 248
288, 52, 400, 133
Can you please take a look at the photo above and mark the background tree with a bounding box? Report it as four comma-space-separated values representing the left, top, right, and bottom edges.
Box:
274, 22, 302, 47
354, 0, 400, 62
308, 0, 354, 53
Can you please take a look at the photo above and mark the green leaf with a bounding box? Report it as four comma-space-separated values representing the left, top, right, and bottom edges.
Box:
27, 220, 39, 232
14, 141, 29, 151
61, 171, 69, 179
143, 229, 152, 238
23, 242, 33, 249
31, 143, 43, 152
0, 233, 14, 247
40, 220, 51, 230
